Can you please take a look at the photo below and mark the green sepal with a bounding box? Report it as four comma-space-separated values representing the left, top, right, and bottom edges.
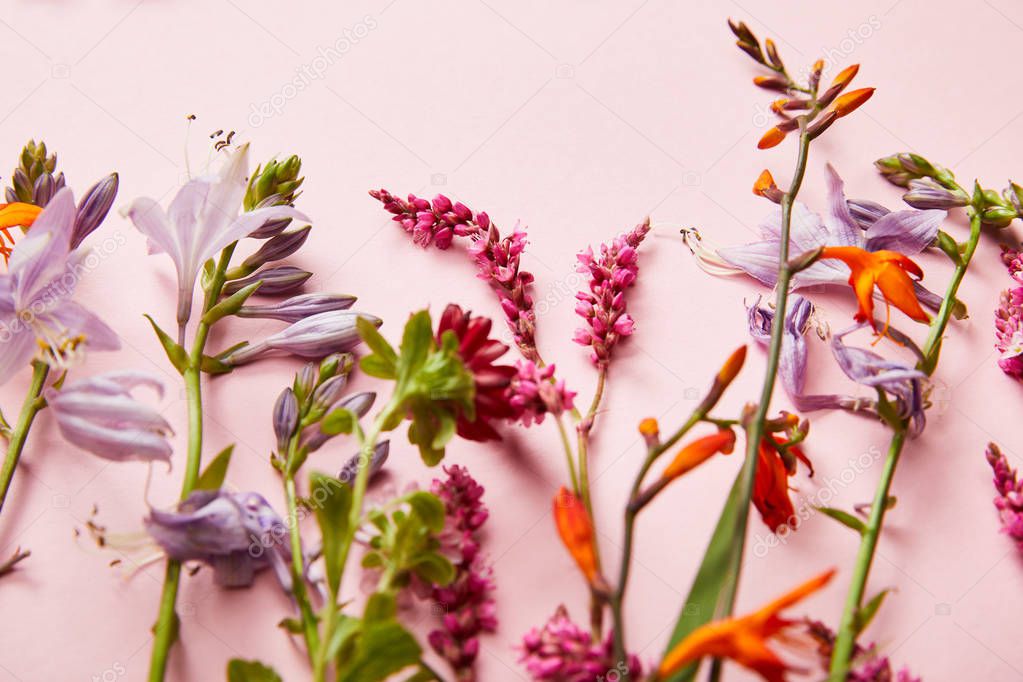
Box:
144, 315, 189, 374
853, 589, 890, 635
935, 230, 963, 266
201, 354, 235, 375
226, 659, 283, 682
202, 281, 262, 325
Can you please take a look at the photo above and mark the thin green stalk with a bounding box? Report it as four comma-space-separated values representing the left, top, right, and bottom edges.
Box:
828, 210, 983, 678
148, 245, 236, 682
284, 474, 321, 657
0, 361, 49, 515
553, 414, 580, 493
577, 366, 607, 638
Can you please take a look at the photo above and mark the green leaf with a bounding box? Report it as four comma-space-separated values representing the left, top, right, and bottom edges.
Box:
663, 471, 748, 682
202, 281, 262, 325
411, 552, 455, 586
226, 659, 282, 682
360, 354, 396, 379
277, 617, 304, 634
816, 506, 866, 535
358, 316, 397, 371
321, 408, 356, 436
195, 445, 233, 491
363, 591, 397, 622
310, 472, 353, 596
324, 612, 361, 662
935, 230, 963, 266
144, 315, 189, 374
404, 491, 446, 532
853, 589, 890, 635
337, 620, 421, 682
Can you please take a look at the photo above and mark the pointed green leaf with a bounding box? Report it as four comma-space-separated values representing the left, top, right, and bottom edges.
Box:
358, 316, 397, 368
816, 506, 866, 535
404, 491, 446, 532
201, 354, 234, 375
310, 472, 353, 596
411, 552, 455, 586
195, 445, 233, 491
337, 620, 421, 682
226, 659, 282, 682
144, 315, 188, 374
854, 589, 890, 635
322, 408, 356, 436
363, 591, 397, 623
202, 281, 262, 325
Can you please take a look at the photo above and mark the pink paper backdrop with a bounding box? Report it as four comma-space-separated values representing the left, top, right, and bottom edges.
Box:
1, 1, 1021, 680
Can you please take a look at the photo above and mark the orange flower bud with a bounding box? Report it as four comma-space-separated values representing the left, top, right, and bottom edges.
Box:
553, 487, 599, 583
661, 430, 736, 481
752, 170, 775, 197
829, 63, 859, 90
639, 418, 659, 438
832, 87, 875, 117
769, 98, 787, 114
812, 59, 824, 73
758, 126, 786, 149
716, 345, 747, 386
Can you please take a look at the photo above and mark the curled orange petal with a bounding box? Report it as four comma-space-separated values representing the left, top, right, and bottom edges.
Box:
0, 202, 42, 230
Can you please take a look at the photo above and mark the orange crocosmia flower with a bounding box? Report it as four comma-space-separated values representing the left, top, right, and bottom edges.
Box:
553, 486, 599, 583
658, 569, 836, 682
753, 438, 796, 532
661, 430, 736, 481
819, 245, 929, 332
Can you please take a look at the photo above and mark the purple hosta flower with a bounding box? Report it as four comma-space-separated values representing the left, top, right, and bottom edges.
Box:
124, 144, 308, 330
574, 218, 651, 366
46, 371, 172, 463
428, 465, 497, 681
0, 188, 119, 384
805, 619, 920, 682
223, 311, 380, 365
337, 440, 389, 484
519, 606, 642, 682
985, 443, 1023, 549
995, 247, 1023, 379
222, 265, 312, 297
715, 165, 944, 304
145, 489, 291, 590
237, 292, 357, 323
831, 324, 927, 436
509, 361, 576, 426
272, 387, 299, 452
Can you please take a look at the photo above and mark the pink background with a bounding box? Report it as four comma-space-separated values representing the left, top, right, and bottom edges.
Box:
1, 1, 1022, 680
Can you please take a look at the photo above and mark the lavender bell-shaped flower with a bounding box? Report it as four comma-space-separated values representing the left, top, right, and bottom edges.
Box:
223, 311, 380, 365
145, 490, 292, 589
124, 144, 309, 332
46, 371, 173, 464
0, 188, 120, 384
236, 292, 357, 323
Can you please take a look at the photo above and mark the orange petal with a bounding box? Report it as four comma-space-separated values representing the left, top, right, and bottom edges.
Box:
875, 264, 930, 323
717, 345, 747, 385
829, 64, 859, 90
758, 127, 786, 149
832, 87, 875, 117
661, 430, 735, 481
552, 487, 599, 583
0, 202, 42, 230
752, 568, 836, 621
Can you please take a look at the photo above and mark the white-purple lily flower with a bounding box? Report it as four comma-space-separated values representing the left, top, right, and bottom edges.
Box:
717, 165, 945, 306
830, 324, 928, 436
0, 188, 119, 384
223, 311, 380, 365
145, 489, 292, 590
46, 371, 173, 463
124, 144, 308, 333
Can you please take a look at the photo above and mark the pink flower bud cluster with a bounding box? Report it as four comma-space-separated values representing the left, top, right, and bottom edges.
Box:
508, 361, 576, 426
996, 246, 1023, 379
573, 218, 651, 366
985, 442, 1023, 550
518, 606, 642, 682
428, 465, 497, 681
370, 189, 483, 249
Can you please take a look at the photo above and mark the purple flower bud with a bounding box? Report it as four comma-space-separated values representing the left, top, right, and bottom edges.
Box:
222, 265, 312, 296
309, 374, 348, 414
248, 194, 294, 238
273, 387, 299, 452
224, 311, 380, 365
237, 292, 356, 323
240, 226, 311, 271
902, 177, 969, 210
72, 173, 118, 248
337, 440, 389, 485
45, 370, 173, 464
145, 490, 292, 590
300, 393, 375, 453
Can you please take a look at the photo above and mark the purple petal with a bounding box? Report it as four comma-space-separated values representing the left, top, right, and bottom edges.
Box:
46, 301, 121, 352
0, 327, 38, 385
718, 239, 783, 286
51, 414, 172, 463
864, 209, 943, 254
825, 164, 866, 247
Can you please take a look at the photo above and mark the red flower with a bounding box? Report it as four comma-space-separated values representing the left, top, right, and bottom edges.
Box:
436, 304, 516, 442
753, 436, 811, 532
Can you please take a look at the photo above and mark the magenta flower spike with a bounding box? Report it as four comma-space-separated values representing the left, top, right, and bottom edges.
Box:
519, 606, 642, 682
985, 443, 1023, 550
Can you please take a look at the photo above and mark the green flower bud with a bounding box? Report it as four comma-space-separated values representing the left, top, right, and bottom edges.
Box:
244, 155, 304, 211
6, 139, 64, 206
981, 205, 1017, 228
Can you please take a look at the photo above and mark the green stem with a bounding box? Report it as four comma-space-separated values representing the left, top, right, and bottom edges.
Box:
577, 366, 607, 638
0, 362, 49, 515
148, 245, 236, 682
828, 210, 983, 679
284, 475, 321, 657
553, 414, 580, 493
